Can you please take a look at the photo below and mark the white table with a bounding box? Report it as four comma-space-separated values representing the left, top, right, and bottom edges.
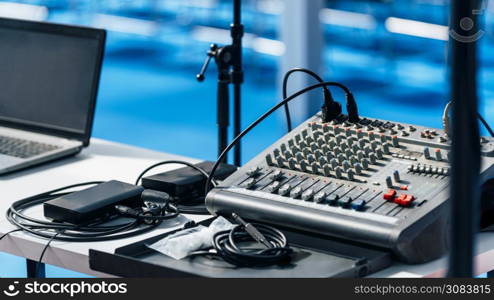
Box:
1, 138, 493, 278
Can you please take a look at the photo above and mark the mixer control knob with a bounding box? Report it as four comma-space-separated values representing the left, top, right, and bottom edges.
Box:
294, 134, 301, 143
323, 165, 332, 177
369, 153, 377, 164
290, 186, 303, 198
361, 159, 370, 170
443, 167, 450, 175
268, 167, 282, 178
301, 189, 315, 201
241, 178, 257, 189
307, 154, 316, 163
354, 163, 363, 174
391, 136, 399, 147
337, 154, 346, 163
376, 149, 384, 159
300, 160, 309, 172
364, 146, 372, 155
265, 154, 274, 166
342, 160, 351, 171
347, 169, 355, 181
357, 151, 365, 160
335, 167, 343, 178
317, 138, 325, 147
288, 158, 297, 170
385, 176, 393, 188
423, 147, 431, 159
314, 191, 327, 203
266, 181, 281, 193
326, 152, 334, 161
393, 170, 401, 182
330, 158, 339, 169
382, 143, 390, 154
314, 150, 323, 160
295, 152, 304, 162
276, 157, 285, 168
358, 139, 366, 148
311, 162, 319, 174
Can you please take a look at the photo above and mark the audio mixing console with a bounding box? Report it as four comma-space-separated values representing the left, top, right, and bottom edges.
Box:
206, 113, 494, 264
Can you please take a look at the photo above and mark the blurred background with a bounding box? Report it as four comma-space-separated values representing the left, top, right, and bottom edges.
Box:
0, 0, 493, 277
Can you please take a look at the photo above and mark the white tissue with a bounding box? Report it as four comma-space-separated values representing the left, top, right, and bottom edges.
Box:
148, 216, 234, 260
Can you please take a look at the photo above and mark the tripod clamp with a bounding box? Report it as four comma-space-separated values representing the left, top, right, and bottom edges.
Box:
196, 43, 239, 83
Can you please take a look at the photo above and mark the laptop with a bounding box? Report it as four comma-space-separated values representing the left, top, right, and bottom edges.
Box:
0, 17, 106, 175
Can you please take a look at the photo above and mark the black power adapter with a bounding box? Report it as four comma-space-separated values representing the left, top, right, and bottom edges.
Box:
141, 161, 237, 202
44, 180, 144, 225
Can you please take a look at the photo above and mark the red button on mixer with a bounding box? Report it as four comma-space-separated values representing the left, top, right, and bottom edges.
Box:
383, 189, 396, 201
395, 194, 415, 207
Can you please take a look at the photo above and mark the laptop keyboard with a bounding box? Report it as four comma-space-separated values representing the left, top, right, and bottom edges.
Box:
0, 135, 60, 159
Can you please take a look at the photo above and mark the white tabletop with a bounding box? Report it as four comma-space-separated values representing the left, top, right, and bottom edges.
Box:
0, 138, 211, 277
1, 138, 493, 278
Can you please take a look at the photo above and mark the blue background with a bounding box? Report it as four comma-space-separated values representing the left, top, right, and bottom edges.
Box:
0, 0, 492, 277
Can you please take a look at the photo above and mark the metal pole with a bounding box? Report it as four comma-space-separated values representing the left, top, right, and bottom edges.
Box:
448, 0, 481, 278
232, 0, 244, 166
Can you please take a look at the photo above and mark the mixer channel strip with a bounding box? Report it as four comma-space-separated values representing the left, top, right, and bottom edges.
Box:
235, 167, 417, 216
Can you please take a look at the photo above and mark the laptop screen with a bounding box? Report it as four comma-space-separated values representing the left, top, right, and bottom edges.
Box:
0, 18, 105, 145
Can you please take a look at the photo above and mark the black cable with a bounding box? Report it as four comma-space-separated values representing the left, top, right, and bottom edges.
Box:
35, 231, 62, 278
282, 68, 335, 132
191, 223, 292, 267
6, 182, 164, 243
0, 228, 22, 241
478, 113, 494, 137
205, 81, 354, 194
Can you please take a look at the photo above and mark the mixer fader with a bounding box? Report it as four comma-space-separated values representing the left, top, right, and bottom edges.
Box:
206, 113, 494, 263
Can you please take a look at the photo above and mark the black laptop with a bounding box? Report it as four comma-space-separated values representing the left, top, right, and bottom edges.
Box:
0, 17, 105, 174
